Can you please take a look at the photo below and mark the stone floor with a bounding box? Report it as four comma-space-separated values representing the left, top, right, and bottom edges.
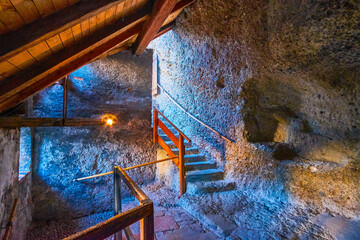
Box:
27, 197, 219, 240
26, 183, 360, 240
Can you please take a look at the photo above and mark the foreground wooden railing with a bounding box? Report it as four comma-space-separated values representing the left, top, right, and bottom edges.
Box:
2, 199, 18, 240
153, 106, 191, 196
64, 166, 154, 240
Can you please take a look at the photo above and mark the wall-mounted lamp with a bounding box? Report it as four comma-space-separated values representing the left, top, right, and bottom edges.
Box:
101, 114, 117, 126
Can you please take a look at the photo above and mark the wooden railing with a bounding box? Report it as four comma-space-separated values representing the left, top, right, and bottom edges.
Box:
64, 166, 154, 240
153, 106, 191, 196
2, 199, 18, 240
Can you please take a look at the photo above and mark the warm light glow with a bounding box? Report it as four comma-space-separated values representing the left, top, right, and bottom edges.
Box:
106, 118, 113, 126
101, 114, 117, 126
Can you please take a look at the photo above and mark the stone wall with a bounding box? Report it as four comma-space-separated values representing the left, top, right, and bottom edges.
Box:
151, 0, 360, 217
31, 50, 157, 221
0, 128, 33, 240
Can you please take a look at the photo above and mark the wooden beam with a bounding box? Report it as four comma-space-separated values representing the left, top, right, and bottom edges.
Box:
133, 0, 178, 55
0, 0, 126, 63
154, 21, 175, 40
64, 203, 153, 240
0, 117, 105, 128
0, 5, 152, 113
0, 0, 192, 113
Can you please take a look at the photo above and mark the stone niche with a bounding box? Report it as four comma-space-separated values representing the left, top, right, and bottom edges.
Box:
29, 50, 157, 221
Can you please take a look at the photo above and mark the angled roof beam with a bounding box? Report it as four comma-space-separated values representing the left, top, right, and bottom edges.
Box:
133, 0, 178, 55
133, 0, 195, 55
0, 5, 152, 113
0, 0, 125, 63
0, 0, 191, 113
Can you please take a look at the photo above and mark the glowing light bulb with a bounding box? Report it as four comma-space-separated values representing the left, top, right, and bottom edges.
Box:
106, 118, 113, 126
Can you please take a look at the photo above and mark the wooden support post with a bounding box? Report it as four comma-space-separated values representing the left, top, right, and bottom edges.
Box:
179, 135, 186, 196
113, 167, 122, 240
140, 203, 154, 240
62, 76, 68, 124
153, 109, 158, 143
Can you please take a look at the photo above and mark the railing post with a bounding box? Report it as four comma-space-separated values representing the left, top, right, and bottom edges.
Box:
153, 109, 158, 143
179, 135, 186, 196
140, 203, 154, 240
113, 167, 122, 240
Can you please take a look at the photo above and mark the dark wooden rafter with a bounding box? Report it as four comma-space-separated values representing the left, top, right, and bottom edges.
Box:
154, 21, 175, 40
0, 0, 126, 63
133, 0, 178, 55
0, 5, 152, 113
0, 117, 104, 128
0, 0, 194, 113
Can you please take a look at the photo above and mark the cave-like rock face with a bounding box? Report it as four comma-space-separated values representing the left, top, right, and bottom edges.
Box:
152, 0, 360, 216
30, 50, 156, 220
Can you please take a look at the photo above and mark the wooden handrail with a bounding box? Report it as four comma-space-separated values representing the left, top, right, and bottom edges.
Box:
2, 199, 18, 240
153, 106, 191, 142
156, 83, 235, 143
153, 108, 187, 196
63, 203, 153, 240
72, 156, 178, 182
65, 166, 154, 240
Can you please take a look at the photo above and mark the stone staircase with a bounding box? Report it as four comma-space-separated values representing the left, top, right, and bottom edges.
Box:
157, 116, 236, 195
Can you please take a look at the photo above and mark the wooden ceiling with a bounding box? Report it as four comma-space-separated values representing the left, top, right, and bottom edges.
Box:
0, 0, 194, 113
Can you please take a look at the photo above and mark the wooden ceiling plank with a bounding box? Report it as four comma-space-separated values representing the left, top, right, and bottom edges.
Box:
0, 0, 192, 111
89, 15, 97, 33
59, 28, 75, 47
133, 0, 178, 55
0, 20, 9, 34
33, 0, 55, 17
27, 41, 52, 61
0, 61, 18, 77
0, 0, 126, 63
72, 23, 82, 41
51, 0, 68, 11
0, 0, 25, 31
0, 4, 152, 107
105, 5, 116, 25
67, 0, 78, 5
46, 34, 64, 53
7, 50, 36, 70
96, 10, 106, 29
10, 0, 40, 24
114, 1, 125, 19
119, 0, 134, 19
80, 19, 90, 38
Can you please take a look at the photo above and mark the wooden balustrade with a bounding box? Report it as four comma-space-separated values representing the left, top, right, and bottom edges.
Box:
64, 166, 154, 240
153, 106, 190, 196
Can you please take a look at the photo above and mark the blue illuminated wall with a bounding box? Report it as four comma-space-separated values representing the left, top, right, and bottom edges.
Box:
30, 50, 156, 221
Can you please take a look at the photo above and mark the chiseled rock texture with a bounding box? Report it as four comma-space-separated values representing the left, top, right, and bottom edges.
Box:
30, 50, 156, 221
151, 0, 360, 217
0, 128, 33, 240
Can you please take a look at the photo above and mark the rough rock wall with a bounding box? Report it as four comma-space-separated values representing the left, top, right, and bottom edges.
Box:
31, 50, 156, 221
151, 0, 360, 216
0, 128, 33, 240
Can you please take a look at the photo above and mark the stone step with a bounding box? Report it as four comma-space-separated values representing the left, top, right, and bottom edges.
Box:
185, 161, 217, 171
172, 147, 199, 155
186, 169, 224, 183
187, 180, 236, 195
184, 154, 206, 163
164, 140, 192, 148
